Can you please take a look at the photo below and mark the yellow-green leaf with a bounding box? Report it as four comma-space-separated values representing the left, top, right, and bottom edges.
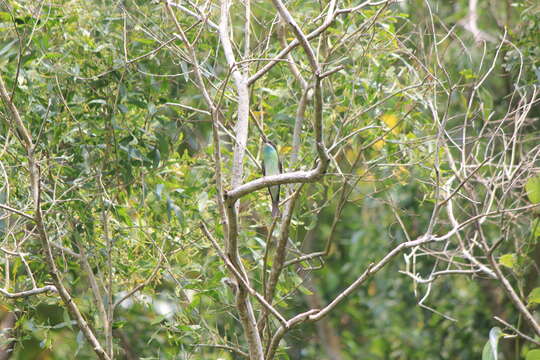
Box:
499, 254, 516, 269
372, 139, 384, 151
526, 349, 540, 360
525, 175, 540, 204
527, 287, 540, 305
345, 148, 357, 165
280, 145, 292, 154
381, 113, 400, 134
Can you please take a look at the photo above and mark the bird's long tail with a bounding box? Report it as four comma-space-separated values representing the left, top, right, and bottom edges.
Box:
271, 201, 279, 218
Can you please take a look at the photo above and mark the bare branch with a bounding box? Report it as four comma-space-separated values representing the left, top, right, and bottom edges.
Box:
201, 222, 287, 326
166, 1, 219, 30
0, 203, 33, 221
248, 0, 389, 86
494, 316, 540, 346
0, 285, 57, 299
270, 0, 319, 72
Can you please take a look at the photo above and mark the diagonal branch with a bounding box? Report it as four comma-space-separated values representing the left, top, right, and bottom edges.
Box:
265, 234, 436, 359
270, 0, 319, 73
201, 223, 287, 326
248, 0, 389, 86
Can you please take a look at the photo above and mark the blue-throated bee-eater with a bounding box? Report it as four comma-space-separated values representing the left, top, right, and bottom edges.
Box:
262, 141, 282, 217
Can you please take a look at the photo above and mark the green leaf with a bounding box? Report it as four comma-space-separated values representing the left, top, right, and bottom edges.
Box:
527, 287, 540, 305
460, 68, 477, 79
150, 315, 167, 325
52, 320, 76, 329
526, 349, 540, 360
88, 99, 107, 105
112, 321, 126, 329
532, 218, 540, 239
298, 285, 314, 295
499, 254, 516, 269
0, 40, 17, 57
0, 11, 11, 21
482, 327, 502, 360
133, 37, 155, 45
114, 206, 133, 226
525, 176, 540, 204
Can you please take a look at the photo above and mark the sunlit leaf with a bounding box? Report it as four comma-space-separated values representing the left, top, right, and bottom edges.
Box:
499, 254, 516, 269
281, 145, 292, 154
526, 349, 540, 360
525, 175, 540, 204
527, 287, 540, 305
381, 113, 399, 134
372, 139, 384, 150
345, 148, 357, 165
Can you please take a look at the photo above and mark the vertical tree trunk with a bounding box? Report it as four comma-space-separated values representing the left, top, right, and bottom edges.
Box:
0, 311, 16, 360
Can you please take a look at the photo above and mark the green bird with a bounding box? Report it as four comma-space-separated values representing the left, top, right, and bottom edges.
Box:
262, 141, 282, 217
